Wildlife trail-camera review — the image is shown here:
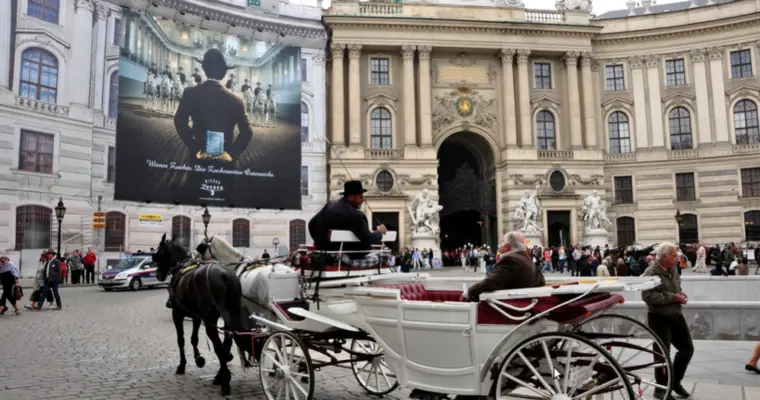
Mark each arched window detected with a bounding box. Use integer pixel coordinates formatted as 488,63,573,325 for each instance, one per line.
27,0,60,24
171,215,192,249
300,101,309,142
677,213,699,244
668,107,693,150
20,48,59,104
232,218,250,248
536,111,556,150
108,72,119,118
616,217,636,247
745,210,760,241
734,99,759,145
104,211,126,251
289,219,306,254
608,112,631,154
15,205,52,250
370,107,392,149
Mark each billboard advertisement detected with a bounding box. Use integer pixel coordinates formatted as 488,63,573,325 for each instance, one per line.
114,8,302,209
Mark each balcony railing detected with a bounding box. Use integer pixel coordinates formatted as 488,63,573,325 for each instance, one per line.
537,150,573,160
15,96,69,117
606,152,635,163
667,148,700,160
365,148,404,160
525,10,565,24
358,2,403,16
734,143,760,154
104,117,117,130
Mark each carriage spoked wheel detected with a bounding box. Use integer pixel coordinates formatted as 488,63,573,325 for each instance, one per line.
573,314,673,400
493,332,635,400
259,332,315,400
349,339,399,396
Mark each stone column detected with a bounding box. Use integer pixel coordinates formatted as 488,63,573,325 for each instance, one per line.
645,55,665,148
0,0,12,90
690,49,712,145
347,43,362,146
516,49,532,147
580,52,597,148
401,45,417,147
312,51,327,142
564,51,583,148
70,0,95,106
629,56,649,149
500,49,517,147
708,47,729,143
93,2,109,112
330,43,345,146
418,45,433,146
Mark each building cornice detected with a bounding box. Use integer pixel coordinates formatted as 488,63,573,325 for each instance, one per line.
593,14,760,45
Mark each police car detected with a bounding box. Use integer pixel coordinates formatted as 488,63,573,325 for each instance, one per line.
99,253,167,291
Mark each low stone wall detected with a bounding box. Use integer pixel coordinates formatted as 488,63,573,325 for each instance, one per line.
615,275,760,302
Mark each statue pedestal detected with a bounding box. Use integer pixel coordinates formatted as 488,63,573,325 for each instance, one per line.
411,231,442,261
522,231,543,249
583,229,609,248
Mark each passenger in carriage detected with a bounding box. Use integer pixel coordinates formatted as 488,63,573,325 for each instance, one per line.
460,231,545,302
308,180,389,267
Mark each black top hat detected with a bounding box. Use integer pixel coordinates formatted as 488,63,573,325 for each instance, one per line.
44,248,57,255
196,48,236,72
340,180,367,196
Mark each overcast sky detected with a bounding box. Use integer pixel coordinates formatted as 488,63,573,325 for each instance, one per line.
289,0,683,16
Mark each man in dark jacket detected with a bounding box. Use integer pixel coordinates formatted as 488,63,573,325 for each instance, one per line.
308,180,388,266
34,249,62,310
462,231,545,302
642,242,693,399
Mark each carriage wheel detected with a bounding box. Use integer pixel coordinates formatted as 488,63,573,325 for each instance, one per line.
259,332,315,400
493,332,635,400
573,314,673,400
349,339,399,396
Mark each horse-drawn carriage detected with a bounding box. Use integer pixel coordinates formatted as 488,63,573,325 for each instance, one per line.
159,230,675,400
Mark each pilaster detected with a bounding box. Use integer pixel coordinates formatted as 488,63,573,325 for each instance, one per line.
645,54,665,148
70,0,95,106
500,49,517,147
629,56,649,149
93,1,109,113
347,43,362,146
708,47,729,143
564,51,583,148
516,49,532,148
690,48,713,145
0,0,12,90
580,52,597,148
418,45,433,147
401,45,417,147
330,43,345,146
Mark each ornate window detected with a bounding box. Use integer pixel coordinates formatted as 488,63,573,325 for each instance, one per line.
27,0,60,24
289,219,306,254
370,58,390,85
605,65,625,91
15,205,52,250
300,58,307,82
370,107,392,149
741,167,760,198
301,102,309,142
675,172,696,202
301,165,309,196
548,170,566,192
114,18,122,46
232,218,250,248
665,59,686,86
533,62,551,89
107,146,116,183
19,130,54,174
746,210,760,241
614,176,634,204
677,213,699,244
734,99,759,145
20,48,59,104
668,107,693,150
608,112,631,154
730,49,752,79
535,111,556,150
108,72,119,118
171,215,192,249
616,217,636,247
376,170,394,193
104,211,126,251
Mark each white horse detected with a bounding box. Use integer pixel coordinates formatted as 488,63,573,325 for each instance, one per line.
242,88,254,115
252,92,266,126
160,75,174,114
172,75,184,113
144,73,159,111
264,97,277,127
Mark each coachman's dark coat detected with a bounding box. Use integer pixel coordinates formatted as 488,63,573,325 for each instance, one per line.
308,198,383,259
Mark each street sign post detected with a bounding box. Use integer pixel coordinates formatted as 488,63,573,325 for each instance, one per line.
247,0,261,7
93,211,105,229
272,237,280,256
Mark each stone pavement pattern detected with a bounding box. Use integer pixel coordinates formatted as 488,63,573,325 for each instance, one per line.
0,269,758,400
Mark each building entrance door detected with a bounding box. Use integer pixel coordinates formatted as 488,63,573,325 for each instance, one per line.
547,211,571,247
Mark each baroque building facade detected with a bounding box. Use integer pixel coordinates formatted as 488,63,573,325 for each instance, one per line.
324,0,760,249
0,0,327,273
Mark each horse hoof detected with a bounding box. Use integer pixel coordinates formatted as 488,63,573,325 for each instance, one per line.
175,365,186,375
212,375,222,386
226,353,234,363
220,383,231,396
195,356,206,368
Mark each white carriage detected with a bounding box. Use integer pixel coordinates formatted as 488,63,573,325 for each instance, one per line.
205,231,674,400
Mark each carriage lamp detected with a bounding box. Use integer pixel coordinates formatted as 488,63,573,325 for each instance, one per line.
55,197,66,256
674,210,683,227
202,207,211,236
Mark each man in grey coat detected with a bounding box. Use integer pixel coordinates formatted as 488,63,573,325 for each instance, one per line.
33,249,62,311
642,242,693,400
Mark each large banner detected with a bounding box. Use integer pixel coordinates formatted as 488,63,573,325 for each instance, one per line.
114,8,302,209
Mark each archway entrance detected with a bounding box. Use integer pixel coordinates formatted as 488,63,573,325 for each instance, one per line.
437,132,497,251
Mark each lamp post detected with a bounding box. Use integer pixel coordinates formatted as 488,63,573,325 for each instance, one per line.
674,210,683,227
55,197,66,256
202,207,211,237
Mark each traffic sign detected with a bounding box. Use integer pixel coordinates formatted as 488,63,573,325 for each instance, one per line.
247,0,261,7
93,211,105,229
272,237,280,246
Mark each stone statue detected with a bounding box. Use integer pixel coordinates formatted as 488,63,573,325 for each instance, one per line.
580,190,611,231
555,0,592,12
409,189,443,235
514,187,542,233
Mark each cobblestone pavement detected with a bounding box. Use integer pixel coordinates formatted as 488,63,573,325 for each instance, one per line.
2,269,759,400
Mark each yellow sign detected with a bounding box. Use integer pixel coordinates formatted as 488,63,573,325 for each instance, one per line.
93,212,105,229
139,213,163,226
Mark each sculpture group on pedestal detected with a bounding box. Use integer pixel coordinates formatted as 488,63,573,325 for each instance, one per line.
408,189,443,235
513,186,543,233
580,190,611,232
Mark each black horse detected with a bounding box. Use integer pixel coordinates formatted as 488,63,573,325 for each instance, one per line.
153,233,252,396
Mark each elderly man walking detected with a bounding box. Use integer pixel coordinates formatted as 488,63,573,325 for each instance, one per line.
642,242,693,400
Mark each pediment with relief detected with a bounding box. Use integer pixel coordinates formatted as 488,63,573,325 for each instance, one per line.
661,92,696,110
531,96,561,114
601,97,633,112
365,93,398,112
431,81,498,133
725,85,760,103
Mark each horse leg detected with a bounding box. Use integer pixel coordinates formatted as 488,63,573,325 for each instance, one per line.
205,322,232,396
190,318,205,368
172,309,188,375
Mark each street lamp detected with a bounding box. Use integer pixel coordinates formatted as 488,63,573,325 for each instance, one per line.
55,197,66,256
674,210,683,227
202,207,211,237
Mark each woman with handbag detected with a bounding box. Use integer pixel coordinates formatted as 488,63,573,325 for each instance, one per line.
0,256,21,315
25,252,54,310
